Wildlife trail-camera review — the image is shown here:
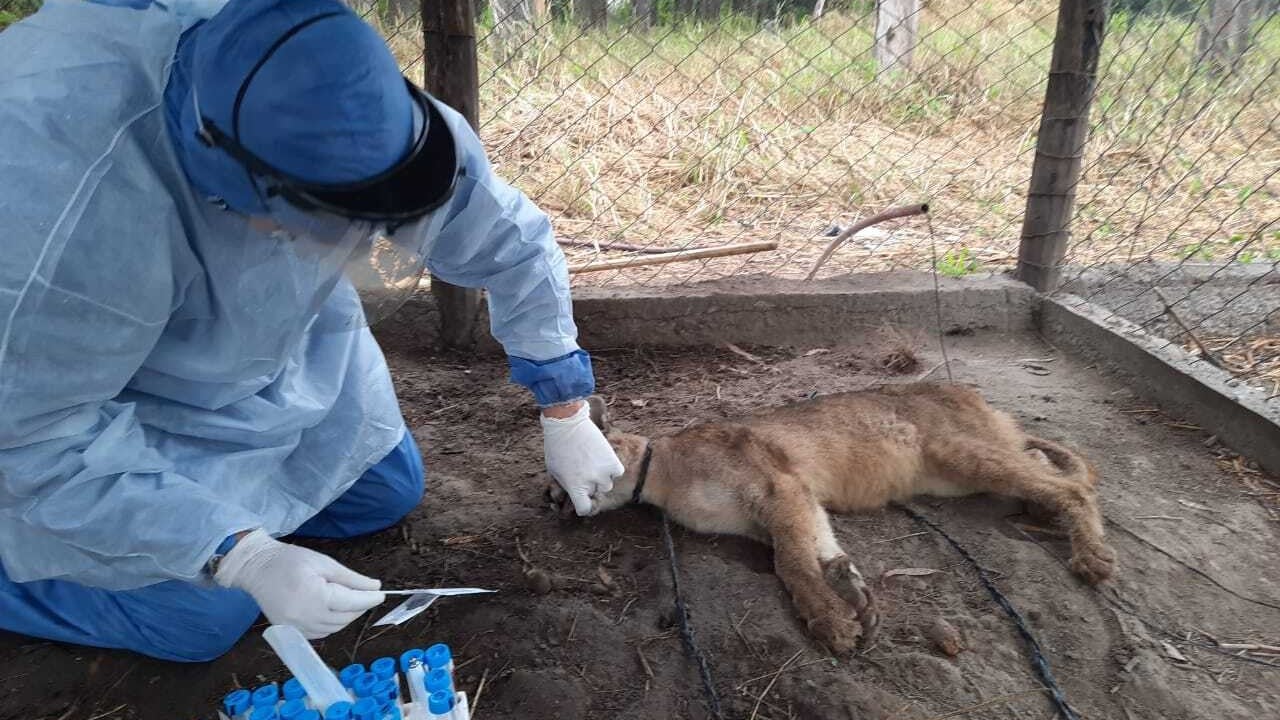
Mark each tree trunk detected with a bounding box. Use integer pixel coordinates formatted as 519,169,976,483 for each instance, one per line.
634,0,657,27
874,0,920,74
814,0,826,20
576,0,608,28
1199,0,1256,75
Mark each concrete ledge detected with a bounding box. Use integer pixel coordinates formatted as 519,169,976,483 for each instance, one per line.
373,272,1037,354
1039,294,1280,475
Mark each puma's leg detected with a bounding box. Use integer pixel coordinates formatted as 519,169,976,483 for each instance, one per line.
752,478,869,654
929,440,1115,584
811,505,879,643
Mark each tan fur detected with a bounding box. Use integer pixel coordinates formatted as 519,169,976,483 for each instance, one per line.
547,384,1116,656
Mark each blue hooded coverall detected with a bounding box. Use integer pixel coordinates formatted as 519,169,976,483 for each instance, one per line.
0,0,593,661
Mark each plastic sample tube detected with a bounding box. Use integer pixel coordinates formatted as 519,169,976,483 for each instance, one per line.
323,701,353,720
399,649,425,674
370,657,397,683
424,644,453,674
424,669,452,697
280,699,308,720
297,712,321,720
224,689,253,720
372,678,398,706
350,697,379,720
250,707,279,720
352,673,378,699
263,625,351,712
283,678,307,704
426,691,453,720
252,684,280,709
405,658,429,720
339,664,366,690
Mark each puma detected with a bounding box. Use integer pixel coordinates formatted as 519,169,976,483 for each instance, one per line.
546,384,1116,654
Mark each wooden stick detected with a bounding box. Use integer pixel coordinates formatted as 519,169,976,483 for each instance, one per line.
471,666,490,719
805,203,930,280
1218,642,1280,654
568,241,778,274
557,238,683,254
1154,288,1225,369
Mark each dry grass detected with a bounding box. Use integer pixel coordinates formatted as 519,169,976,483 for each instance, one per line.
369,2,1279,289
1199,335,1280,398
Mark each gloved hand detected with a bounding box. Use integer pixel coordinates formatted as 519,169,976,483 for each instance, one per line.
541,402,624,516
213,529,385,639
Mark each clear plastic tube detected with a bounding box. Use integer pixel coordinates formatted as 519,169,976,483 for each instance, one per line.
262,626,351,713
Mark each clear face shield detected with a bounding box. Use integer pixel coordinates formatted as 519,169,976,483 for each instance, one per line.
189,11,459,332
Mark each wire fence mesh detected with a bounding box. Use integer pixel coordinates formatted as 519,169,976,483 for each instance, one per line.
1054,0,1280,398
1,0,1276,394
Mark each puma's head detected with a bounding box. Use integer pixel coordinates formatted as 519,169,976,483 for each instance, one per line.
544,395,651,518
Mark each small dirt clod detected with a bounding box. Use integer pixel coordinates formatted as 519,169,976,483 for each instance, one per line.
924,618,966,657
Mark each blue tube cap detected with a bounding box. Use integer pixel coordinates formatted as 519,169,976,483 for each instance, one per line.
425,667,452,694
352,672,378,698
339,663,365,689
370,656,396,680
252,684,280,708
373,678,398,704
382,704,403,720
224,689,252,717
399,648,425,673
425,643,452,670
428,690,454,715
323,701,353,720
351,697,379,720
280,699,307,720
283,677,307,701
250,707,279,720
298,712,321,720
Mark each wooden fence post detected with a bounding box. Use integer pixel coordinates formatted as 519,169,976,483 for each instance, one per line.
1016,0,1107,293
423,0,484,349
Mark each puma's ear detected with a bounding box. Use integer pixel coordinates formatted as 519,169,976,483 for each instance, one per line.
586,395,610,432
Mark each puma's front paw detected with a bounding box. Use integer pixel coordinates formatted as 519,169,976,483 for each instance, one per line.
822,556,880,646
808,612,864,656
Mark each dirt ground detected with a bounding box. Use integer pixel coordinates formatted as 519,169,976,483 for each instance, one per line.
2,329,1279,720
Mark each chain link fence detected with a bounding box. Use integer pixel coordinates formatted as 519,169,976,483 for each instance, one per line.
2,0,1276,393
1055,0,1280,398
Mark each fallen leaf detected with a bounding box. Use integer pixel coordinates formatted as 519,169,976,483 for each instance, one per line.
596,565,617,589
804,348,831,357
1162,641,1189,663
884,568,941,578
1021,363,1052,376
629,399,648,408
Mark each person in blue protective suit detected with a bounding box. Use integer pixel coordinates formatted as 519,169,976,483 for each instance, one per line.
0,0,623,662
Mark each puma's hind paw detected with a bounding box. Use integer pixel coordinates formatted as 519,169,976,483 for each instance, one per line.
1069,543,1116,585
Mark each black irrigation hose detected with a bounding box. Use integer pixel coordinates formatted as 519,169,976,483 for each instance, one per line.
896,503,1080,720
660,510,726,720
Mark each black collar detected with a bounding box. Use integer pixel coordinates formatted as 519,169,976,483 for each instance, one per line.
631,442,654,505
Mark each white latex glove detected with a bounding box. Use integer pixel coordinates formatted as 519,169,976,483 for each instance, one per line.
541,402,625,516
213,529,385,639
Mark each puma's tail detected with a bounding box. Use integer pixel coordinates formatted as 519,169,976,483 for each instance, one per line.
1024,436,1099,487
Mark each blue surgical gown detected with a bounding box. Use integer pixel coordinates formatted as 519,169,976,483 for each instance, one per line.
0,0,591,591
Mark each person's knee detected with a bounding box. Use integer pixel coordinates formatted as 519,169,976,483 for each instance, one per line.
127,586,261,663
375,433,425,524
